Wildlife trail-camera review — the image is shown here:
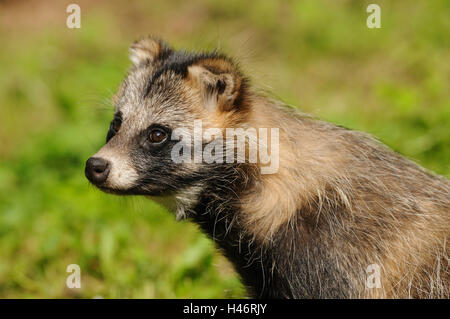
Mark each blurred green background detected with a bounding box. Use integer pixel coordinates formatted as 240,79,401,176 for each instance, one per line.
0,0,448,298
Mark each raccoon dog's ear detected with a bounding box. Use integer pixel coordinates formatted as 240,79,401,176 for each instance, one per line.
129,36,172,66
187,57,245,112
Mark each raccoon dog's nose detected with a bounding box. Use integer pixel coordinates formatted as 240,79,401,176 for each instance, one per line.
85,157,111,185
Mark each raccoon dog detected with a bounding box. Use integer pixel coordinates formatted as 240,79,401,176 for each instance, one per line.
85,37,449,298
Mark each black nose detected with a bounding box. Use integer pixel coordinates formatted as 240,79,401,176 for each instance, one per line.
85,157,111,185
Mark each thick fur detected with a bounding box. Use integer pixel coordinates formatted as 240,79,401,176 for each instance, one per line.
87,37,449,298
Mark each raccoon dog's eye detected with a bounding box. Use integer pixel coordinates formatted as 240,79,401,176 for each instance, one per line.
149,128,168,144
106,116,122,143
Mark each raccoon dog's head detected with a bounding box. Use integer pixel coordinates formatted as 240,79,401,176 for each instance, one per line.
85,37,249,197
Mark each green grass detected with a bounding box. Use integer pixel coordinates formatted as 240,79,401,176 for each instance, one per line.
0,0,448,298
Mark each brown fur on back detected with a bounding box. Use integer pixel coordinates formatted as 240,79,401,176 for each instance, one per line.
226,94,450,298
